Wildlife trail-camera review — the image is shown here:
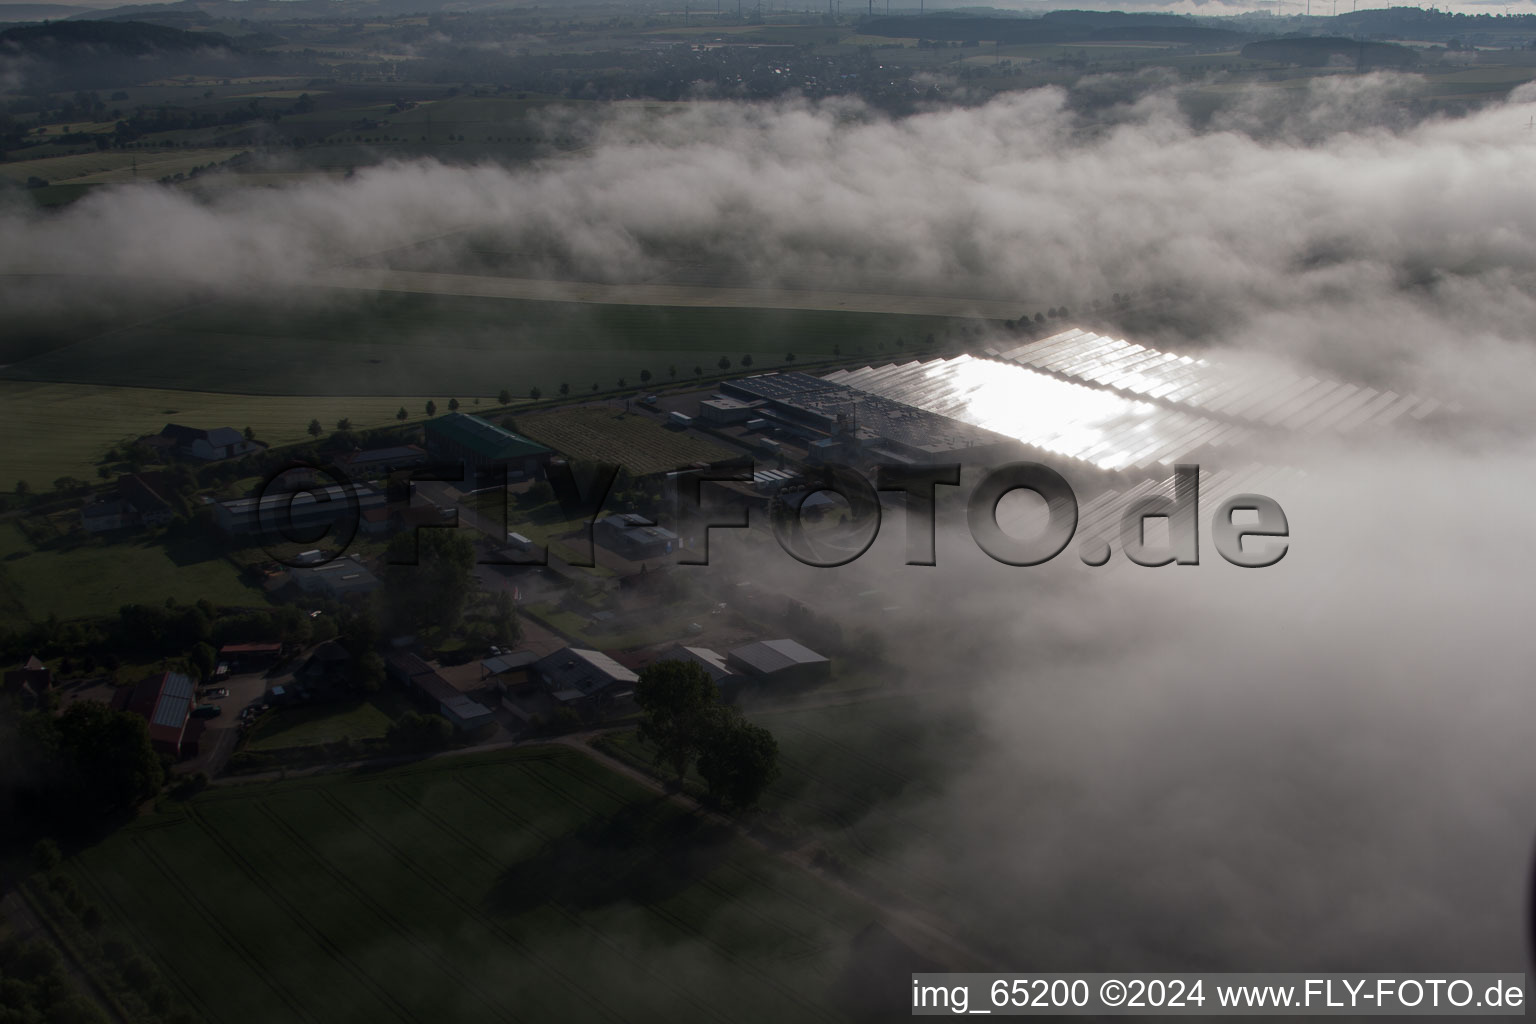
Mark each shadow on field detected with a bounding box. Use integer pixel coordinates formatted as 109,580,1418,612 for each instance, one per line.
484,802,735,914
162,535,226,567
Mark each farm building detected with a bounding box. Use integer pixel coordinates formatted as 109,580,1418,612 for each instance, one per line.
482,650,539,681
726,639,831,686
80,497,135,533
81,472,177,534
336,444,429,478
120,671,198,758
593,512,679,561
218,642,282,670
155,423,265,462
661,645,737,687
423,413,553,481
288,554,380,599
215,484,386,536
698,395,762,425
534,647,638,707
385,652,494,732
4,655,51,696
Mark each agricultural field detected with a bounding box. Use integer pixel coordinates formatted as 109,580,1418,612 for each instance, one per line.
59,747,907,1024
604,691,982,931
518,404,739,476
0,147,250,187
0,520,259,628
0,289,955,399
0,380,467,489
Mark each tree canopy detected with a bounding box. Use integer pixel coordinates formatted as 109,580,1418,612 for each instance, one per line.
634,660,720,779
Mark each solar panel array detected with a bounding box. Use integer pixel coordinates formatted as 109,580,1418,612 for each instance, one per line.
151,671,195,730
823,355,1250,472
991,329,1441,433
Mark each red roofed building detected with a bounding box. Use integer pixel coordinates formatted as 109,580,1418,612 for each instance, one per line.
123,671,198,758
218,642,283,670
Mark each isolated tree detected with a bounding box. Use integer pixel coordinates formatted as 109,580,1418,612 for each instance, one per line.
559,382,570,396
693,365,703,377
530,386,542,400
717,356,731,371
591,383,599,391
696,712,780,810
617,378,627,389
498,388,511,405
336,417,352,432
425,400,437,417
741,354,753,368
243,425,256,441
1057,306,1069,318
307,418,323,438
1034,312,1046,323
448,398,460,412
635,660,721,779
785,352,796,362
668,364,677,378
639,369,652,384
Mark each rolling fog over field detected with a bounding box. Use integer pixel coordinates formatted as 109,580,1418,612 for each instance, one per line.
5,72,1536,410
8,69,1536,975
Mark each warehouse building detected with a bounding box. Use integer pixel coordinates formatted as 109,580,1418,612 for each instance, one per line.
534,647,638,708
593,512,680,561
385,652,494,732
721,372,1018,466
288,554,381,599
215,484,386,537
423,413,554,482
726,639,831,686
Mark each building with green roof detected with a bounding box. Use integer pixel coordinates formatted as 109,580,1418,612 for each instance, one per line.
423,412,554,481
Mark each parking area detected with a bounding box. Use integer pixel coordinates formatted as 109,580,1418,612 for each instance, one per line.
177,669,287,776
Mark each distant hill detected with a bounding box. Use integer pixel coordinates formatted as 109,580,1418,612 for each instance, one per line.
1241,36,1419,69
0,4,95,22
0,17,237,54
0,18,280,88
860,12,1249,46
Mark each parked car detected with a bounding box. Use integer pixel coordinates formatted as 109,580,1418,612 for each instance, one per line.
192,703,222,718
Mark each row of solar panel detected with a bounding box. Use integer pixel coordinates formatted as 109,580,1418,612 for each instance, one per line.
992,329,1440,433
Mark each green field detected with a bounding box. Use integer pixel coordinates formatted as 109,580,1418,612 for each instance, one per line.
0,381,477,490
519,404,739,476
0,521,259,627
0,290,957,398
245,695,406,752
62,747,891,1024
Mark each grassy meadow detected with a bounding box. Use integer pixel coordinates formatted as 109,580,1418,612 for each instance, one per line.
60,747,893,1024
